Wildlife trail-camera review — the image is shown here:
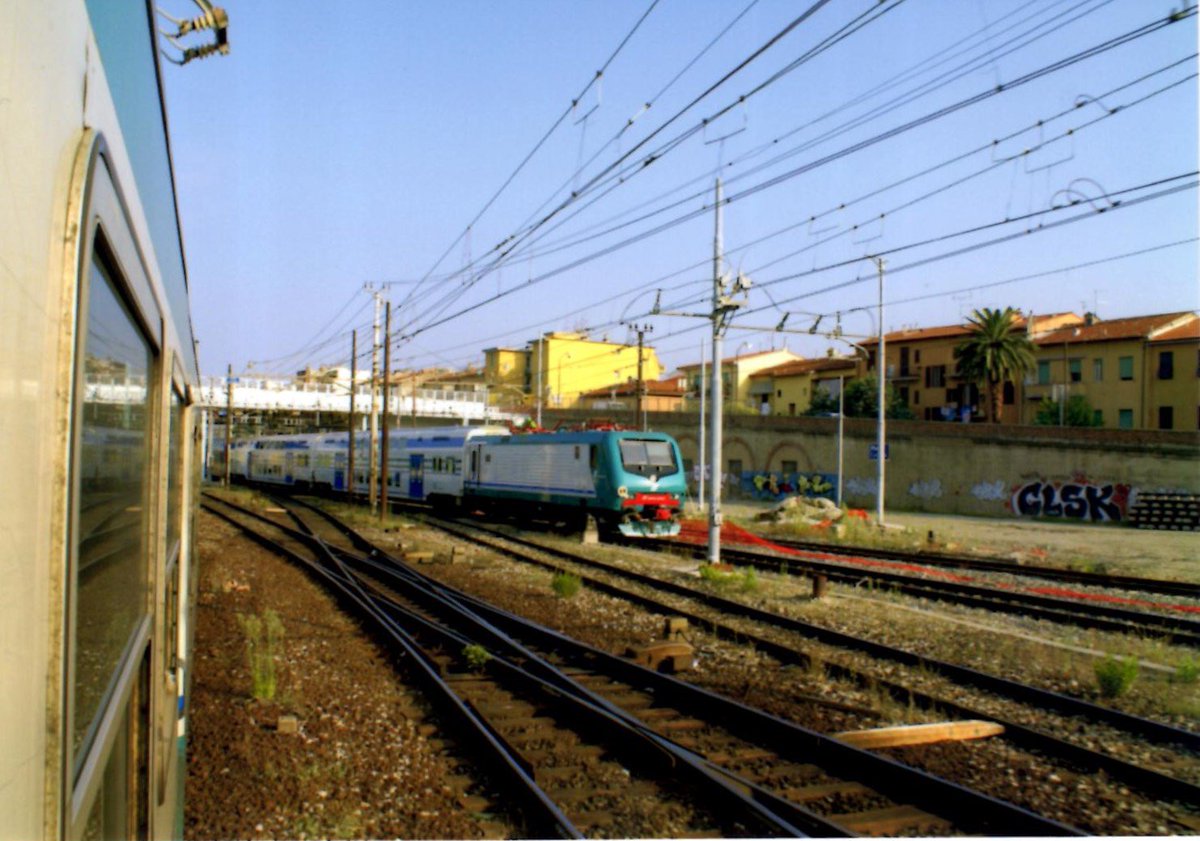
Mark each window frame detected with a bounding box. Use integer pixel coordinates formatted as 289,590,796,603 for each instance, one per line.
62,133,166,838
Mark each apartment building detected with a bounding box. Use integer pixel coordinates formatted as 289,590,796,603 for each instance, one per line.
748,356,860,416
858,313,1082,423
483,331,662,410
677,348,802,412
1028,311,1199,429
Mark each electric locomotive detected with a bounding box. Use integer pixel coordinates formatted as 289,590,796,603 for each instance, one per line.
463,429,685,536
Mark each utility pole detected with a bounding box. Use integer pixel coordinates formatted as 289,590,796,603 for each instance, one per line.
708,178,746,565
872,256,886,528
368,287,382,513
698,339,706,511
380,302,391,522
348,331,356,498
837,375,845,507
632,323,652,431
223,362,233,487
535,337,544,429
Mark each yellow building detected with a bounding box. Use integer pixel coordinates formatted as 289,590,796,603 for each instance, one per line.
749,356,859,416
677,348,802,413
1029,311,1199,429
859,312,1082,423
1148,319,1200,431
484,332,662,410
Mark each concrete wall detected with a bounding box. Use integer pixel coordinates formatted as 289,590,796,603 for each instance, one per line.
544,409,1200,523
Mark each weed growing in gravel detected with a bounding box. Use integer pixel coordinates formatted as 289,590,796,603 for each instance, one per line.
1094,654,1139,698
1171,657,1199,685
739,567,760,593
551,571,582,599
463,644,491,671
237,609,284,701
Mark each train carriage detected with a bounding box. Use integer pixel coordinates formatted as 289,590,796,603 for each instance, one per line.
1,2,208,838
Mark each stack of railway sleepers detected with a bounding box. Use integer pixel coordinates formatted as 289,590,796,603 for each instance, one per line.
1126,492,1200,531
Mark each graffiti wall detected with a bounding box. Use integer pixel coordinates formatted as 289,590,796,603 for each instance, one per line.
1009,479,1131,522
741,471,838,502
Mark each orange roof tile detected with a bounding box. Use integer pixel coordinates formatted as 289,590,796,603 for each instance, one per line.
1150,319,1200,343
857,312,1084,347
751,357,859,378
1036,312,1197,345
677,349,800,369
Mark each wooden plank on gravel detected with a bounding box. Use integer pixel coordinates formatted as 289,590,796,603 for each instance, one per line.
835,720,1004,749
783,781,869,802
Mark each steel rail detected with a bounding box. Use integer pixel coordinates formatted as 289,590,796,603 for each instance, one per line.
427,517,1200,757
695,543,1200,647
204,494,814,837
761,535,1200,599
279,496,1081,837
200,497,582,839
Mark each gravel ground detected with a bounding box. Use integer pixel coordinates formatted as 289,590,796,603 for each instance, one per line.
186,513,515,840
188,490,1198,837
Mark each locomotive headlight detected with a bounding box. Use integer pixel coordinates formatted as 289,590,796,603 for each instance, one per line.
617,486,629,499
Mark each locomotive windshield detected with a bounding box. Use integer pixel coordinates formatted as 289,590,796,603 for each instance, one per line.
618,438,678,476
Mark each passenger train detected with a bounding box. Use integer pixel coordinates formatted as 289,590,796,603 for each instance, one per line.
1,2,211,838
232,426,688,537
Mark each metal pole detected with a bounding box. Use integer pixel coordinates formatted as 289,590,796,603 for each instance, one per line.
874,257,886,527
708,179,724,564
698,338,706,511
223,362,233,487
536,337,543,428
837,375,845,507
368,289,381,513
634,324,652,431
380,303,391,522
348,331,356,499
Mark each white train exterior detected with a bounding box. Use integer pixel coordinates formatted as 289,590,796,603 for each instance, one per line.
1,2,203,838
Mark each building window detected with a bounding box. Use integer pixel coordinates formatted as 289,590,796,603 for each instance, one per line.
777,389,782,398
1093,409,1103,426
925,365,945,387
1093,358,1103,382
788,403,796,416
781,460,798,474
1069,359,1082,383
1119,356,1133,380
914,349,921,363
1037,360,1051,385
1003,382,1015,405
914,390,920,405
898,386,909,405
1158,351,1174,380
1159,406,1174,430
1118,409,1133,429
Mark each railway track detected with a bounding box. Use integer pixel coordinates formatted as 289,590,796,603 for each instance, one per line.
758,534,1200,599
383,512,1200,810
201,491,1082,837
632,535,1200,648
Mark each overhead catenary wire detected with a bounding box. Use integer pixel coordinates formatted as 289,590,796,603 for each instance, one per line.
391,8,1195,348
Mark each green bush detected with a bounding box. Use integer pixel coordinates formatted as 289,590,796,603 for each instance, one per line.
551,571,582,599
1094,655,1138,698
462,644,491,671
237,609,284,701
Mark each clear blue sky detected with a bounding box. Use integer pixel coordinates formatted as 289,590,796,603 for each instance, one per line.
162,0,1199,379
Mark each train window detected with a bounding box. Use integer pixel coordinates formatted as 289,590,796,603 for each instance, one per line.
166,389,182,554
618,439,678,476
73,254,153,770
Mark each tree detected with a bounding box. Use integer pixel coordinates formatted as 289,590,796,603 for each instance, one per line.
1034,395,1102,427
803,384,839,416
836,375,913,419
953,307,1035,424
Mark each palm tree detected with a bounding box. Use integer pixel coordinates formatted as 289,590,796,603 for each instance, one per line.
953,307,1035,424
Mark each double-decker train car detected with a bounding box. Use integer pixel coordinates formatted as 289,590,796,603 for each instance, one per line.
229,425,687,536
1,2,207,838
